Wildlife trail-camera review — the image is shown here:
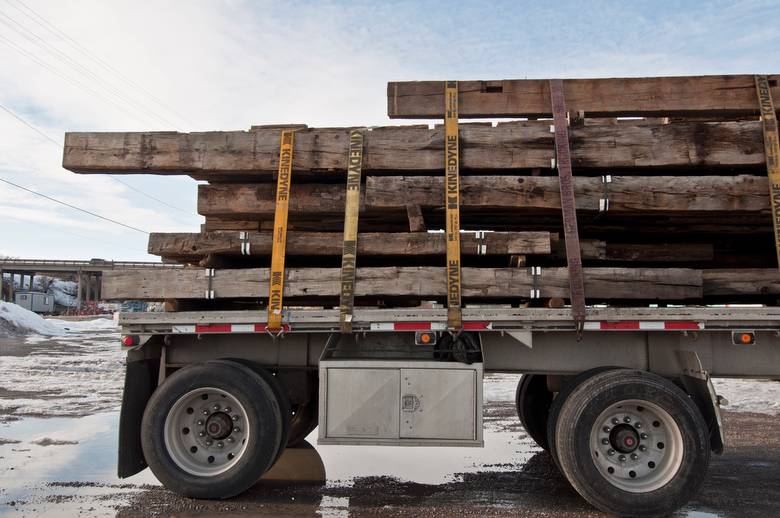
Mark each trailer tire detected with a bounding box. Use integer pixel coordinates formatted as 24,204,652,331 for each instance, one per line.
554,369,710,518
515,375,552,451
547,366,619,468
141,361,283,499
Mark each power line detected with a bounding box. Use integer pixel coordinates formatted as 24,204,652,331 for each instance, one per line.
0,9,181,130
0,101,60,146
0,100,199,218
107,175,197,217
8,0,194,127
0,32,161,127
0,177,149,234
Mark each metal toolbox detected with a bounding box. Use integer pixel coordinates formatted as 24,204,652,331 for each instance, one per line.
318,359,483,446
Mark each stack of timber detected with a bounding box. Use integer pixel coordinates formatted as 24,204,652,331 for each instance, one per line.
62,74,780,307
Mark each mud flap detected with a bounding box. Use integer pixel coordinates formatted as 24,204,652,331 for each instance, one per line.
677,351,725,454
118,357,159,478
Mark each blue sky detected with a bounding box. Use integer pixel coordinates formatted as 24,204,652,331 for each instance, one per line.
1,0,779,260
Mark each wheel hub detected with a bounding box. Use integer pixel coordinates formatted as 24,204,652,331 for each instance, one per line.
590,399,684,493
610,424,639,453
163,387,250,477
206,412,233,440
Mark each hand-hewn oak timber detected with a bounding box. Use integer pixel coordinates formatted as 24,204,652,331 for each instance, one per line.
387,75,780,119
101,267,702,301
147,231,552,260
198,175,770,220
62,120,766,179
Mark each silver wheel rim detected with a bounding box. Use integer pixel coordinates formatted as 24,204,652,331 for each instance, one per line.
590,399,683,493
164,387,250,477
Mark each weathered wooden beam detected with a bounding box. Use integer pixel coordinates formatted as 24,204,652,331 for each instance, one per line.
62,120,766,179
148,231,552,260
102,267,702,301
198,175,770,219
405,205,426,232
387,75,780,119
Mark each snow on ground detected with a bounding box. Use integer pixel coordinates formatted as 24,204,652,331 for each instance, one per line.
0,301,64,335
44,278,78,307
46,316,119,332
713,378,780,415
483,373,780,415
0,302,118,336
0,324,124,418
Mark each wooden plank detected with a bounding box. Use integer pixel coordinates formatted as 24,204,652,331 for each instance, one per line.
101,266,702,301
198,175,770,220
702,269,780,296
367,175,769,213
406,204,426,232
148,231,553,260
62,120,766,179
387,75,780,119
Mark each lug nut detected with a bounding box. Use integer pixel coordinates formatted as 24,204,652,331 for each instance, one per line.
217,442,224,448
623,416,631,423
611,418,620,425
639,445,647,452
205,440,213,446
202,409,209,415
640,433,648,440
601,438,610,445
224,407,232,413
635,422,642,429
227,437,234,443
618,455,626,462
232,415,240,422
233,427,240,433
213,404,220,411
603,426,611,433
607,449,615,456
198,431,205,437
631,453,639,460
197,420,204,426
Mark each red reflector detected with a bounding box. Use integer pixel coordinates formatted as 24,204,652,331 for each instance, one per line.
462,322,489,330
195,324,231,333
664,321,700,330
121,335,137,347
601,321,640,330
394,322,431,331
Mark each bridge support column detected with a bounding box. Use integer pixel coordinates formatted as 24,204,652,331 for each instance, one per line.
76,271,83,309
0,268,4,302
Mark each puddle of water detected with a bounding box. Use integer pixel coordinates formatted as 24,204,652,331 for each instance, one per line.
0,408,538,511
0,412,158,506
315,428,536,485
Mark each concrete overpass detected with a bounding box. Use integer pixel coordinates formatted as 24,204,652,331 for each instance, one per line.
0,258,182,306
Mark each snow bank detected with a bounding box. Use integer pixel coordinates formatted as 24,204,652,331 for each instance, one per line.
0,303,117,336
46,316,119,332
46,279,78,307
0,302,64,336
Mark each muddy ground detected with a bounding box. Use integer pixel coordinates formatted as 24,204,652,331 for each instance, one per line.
1,324,779,517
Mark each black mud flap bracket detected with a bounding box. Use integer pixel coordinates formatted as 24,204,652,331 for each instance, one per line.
676,350,725,454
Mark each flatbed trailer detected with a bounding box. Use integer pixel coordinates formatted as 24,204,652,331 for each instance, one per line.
117,305,780,517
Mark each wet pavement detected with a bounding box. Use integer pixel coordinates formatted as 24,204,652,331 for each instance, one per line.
1,324,779,517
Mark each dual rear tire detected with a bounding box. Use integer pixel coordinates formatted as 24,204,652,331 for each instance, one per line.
141,360,290,499
516,368,710,518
